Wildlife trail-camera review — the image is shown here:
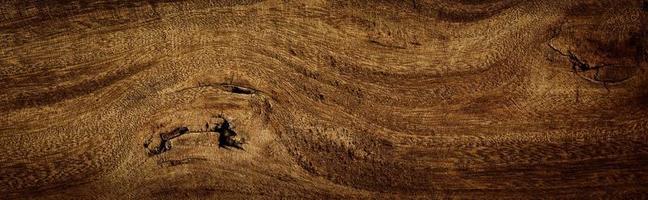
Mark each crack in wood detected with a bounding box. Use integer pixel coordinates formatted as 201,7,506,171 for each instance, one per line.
144,127,189,155
220,84,257,95
547,26,639,87
213,115,245,150
144,116,245,156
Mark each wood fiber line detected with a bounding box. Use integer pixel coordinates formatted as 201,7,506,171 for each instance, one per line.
1,0,647,199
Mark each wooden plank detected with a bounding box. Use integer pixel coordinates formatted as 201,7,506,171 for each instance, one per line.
1,0,647,199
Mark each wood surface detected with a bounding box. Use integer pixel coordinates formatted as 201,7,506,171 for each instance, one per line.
1,0,648,199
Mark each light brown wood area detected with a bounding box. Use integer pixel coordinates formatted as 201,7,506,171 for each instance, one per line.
1,0,648,199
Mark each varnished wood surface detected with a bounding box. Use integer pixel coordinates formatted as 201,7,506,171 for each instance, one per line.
1,0,647,199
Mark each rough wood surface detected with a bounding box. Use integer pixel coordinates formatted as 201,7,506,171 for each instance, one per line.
1,0,647,199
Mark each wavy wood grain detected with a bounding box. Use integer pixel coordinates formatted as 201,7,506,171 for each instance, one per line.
1,0,647,199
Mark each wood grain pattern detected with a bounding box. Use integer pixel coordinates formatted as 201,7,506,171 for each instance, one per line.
1,0,647,199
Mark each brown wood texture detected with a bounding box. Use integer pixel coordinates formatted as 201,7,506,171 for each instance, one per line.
1,0,648,199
